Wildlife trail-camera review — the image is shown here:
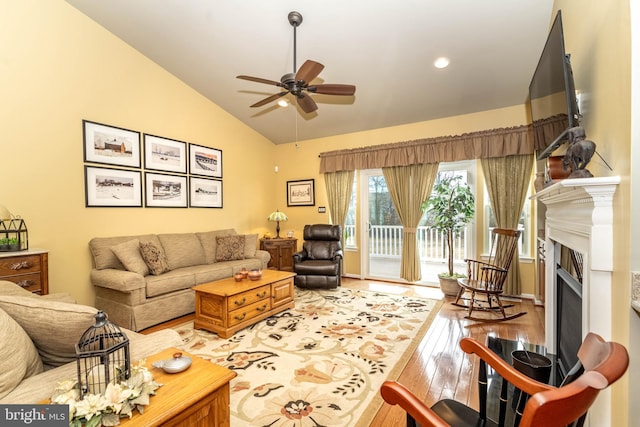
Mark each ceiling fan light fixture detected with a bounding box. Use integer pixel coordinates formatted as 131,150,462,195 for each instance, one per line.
434,57,450,69
277,99,289,107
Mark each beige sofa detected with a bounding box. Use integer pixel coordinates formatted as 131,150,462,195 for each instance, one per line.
0,280,182,404
89,229,270,331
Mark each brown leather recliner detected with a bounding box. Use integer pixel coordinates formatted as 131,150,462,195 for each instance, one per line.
292,224,343,289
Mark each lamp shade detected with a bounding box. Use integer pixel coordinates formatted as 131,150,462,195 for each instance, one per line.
267,210,288,238
267,210,288,222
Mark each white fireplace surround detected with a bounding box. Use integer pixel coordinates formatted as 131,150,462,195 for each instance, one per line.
532,175,620,426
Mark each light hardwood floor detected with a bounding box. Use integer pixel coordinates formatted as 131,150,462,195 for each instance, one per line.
143,277,545,426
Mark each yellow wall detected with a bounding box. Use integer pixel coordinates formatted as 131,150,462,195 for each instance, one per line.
551,1,631,425
1,1,276,305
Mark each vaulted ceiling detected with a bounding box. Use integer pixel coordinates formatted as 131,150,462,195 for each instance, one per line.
66,0,554,144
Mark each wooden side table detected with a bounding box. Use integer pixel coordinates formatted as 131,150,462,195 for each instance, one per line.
0,248,48,295
119,348,236,426
260,238,297,271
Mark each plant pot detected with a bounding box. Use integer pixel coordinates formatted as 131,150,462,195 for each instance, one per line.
438,276,462,297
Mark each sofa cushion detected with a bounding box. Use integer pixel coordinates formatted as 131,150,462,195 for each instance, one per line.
215,235,246,262
0,308,43,400
90,235,163,270
111,239,149,276
0,296,99,367
139,241,170,275
158,233,207,270
244,233,258,258
197,229,237,264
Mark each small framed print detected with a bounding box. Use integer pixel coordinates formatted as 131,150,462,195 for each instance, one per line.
189,144,222,178
287,179,315,206
85,166,142,207
83,120,141,168
144,172,188,208
189,177,223,208
143,134,187,173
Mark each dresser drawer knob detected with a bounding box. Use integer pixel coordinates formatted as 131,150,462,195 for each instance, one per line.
256,304,268,312
234,297,246,306
10,261,31,270
234,312,247,321
16,280,34,288
256,291,267,298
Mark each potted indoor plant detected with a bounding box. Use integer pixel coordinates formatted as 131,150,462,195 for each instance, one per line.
422,175,475,296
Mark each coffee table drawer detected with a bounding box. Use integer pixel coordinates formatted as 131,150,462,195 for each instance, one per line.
228,299,271,327
230,285,270,309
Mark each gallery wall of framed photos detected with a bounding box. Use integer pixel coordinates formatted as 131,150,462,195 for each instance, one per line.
82,120,223,208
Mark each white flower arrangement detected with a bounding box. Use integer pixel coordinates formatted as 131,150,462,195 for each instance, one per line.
51,359,162,427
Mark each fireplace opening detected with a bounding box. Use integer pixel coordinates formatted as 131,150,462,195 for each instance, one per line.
555,247,583,377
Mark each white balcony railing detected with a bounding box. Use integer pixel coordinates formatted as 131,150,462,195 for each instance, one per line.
344,224,525,263
344,225,467,263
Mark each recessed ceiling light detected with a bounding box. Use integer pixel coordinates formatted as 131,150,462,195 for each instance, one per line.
434,57,450,69
277,99,289,107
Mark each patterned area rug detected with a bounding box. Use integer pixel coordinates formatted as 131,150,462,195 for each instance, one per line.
173,287,442,427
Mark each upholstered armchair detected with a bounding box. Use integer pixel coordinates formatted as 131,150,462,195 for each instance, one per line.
292,224,343,289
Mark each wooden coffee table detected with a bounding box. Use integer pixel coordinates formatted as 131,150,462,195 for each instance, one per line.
193,270,295,338
105,348,235,426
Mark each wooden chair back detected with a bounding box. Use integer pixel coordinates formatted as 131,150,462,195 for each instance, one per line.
466,228,521,292
380,332,629,427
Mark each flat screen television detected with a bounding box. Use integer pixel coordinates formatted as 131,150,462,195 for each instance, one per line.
529,10,580,160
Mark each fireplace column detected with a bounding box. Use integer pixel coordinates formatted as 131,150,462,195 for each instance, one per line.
531,176,619,427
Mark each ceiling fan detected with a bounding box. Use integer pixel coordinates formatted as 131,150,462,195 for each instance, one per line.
236,11,356,114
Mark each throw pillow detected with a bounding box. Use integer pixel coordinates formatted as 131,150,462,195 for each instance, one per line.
197,229,237,264
215,235,246,262
110,239,149,276
139,242,170,276
0,296,99,367
0,308,43,399
243,233,259,258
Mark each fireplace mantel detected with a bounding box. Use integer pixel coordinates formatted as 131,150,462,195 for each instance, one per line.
531,175,620,426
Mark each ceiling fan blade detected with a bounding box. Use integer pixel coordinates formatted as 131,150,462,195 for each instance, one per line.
308,84,356,96
250,92,288,108
237,75,283,87
297,94,318,113
296,60,324,84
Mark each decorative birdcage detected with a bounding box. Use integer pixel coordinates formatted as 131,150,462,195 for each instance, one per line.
76,311,130,398
0,218,28,251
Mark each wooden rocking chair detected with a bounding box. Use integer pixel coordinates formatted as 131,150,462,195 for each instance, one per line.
453,228,525,322
380,332,629,427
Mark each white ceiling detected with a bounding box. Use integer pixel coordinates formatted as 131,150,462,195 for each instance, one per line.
65,0,554,145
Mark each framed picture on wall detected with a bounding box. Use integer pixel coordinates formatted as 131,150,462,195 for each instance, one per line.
143,134,187,173
189,177,223,208
83,120,141,168
287,179,315,206
84,166,142,207
144,172,188,208
189,144,222,178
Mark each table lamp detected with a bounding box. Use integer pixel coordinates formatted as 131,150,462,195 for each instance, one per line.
267,209,288,239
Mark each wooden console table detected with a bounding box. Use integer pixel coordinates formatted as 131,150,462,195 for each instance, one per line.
0,248,48,295
193,270,295,338
119,348,236,426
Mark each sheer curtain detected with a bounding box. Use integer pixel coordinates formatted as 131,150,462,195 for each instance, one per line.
382,163,439,282
324,171,355,249
481,154,534,295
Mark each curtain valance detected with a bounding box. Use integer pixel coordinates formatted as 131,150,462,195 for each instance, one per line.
319,123,535,173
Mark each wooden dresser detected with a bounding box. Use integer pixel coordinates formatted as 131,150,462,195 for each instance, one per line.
0,249,48,295
259,238,297,271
